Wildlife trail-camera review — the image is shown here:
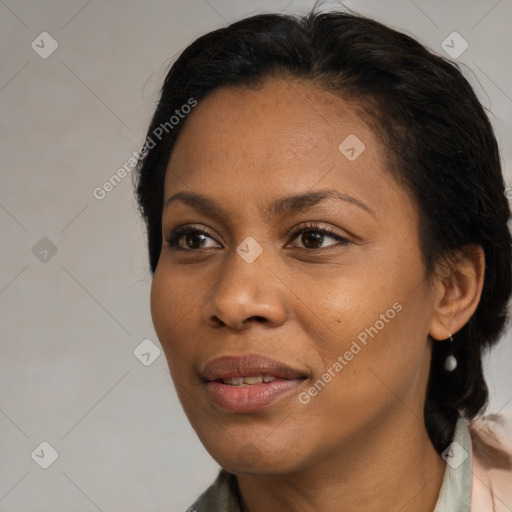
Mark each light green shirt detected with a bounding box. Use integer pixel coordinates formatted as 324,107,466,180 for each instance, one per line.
189,417,472,512
433,416,472,512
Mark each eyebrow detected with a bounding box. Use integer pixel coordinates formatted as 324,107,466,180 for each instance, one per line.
163,189,375,221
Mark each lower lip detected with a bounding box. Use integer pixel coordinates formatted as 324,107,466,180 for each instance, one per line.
206,379,305,412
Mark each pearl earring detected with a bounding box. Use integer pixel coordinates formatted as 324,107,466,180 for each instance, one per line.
444,333,457,372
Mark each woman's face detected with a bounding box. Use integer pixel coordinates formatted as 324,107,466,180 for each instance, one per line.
150,79,439,474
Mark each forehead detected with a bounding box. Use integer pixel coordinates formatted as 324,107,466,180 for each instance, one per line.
164,79,413,222
169,79,369,167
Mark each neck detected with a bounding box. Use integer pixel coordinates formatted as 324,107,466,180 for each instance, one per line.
236,411,447,512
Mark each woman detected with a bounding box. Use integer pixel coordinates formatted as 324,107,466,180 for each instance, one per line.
134,8,512,511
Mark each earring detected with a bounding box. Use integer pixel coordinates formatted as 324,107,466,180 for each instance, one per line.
444,333,457,372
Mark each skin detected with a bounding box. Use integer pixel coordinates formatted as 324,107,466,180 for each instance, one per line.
150,78,485,512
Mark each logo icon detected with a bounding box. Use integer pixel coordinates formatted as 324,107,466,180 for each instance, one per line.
338,134,366,161
441,441,469,469
441,32,468,59
236,236,263,263
32,237,58,263
31,441,59,469
31,32,59,59
133,338,161,366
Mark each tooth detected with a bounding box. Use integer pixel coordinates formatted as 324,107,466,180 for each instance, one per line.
243,376,263,385
223,377,244,385
221,375,280,386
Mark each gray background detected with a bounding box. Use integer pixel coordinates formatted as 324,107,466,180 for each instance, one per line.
1,0,511,510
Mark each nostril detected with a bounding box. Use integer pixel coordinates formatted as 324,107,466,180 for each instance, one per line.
211,316,226,327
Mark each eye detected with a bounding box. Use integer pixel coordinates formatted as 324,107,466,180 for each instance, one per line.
286,221,350,250
165,225,221,250
165,221,350,252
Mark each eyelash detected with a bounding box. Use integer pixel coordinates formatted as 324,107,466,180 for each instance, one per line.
165,221,350,251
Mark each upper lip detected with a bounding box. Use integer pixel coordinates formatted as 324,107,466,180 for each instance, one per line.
201,354,308,382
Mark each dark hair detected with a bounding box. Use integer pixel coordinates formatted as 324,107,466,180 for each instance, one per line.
134,9,512,453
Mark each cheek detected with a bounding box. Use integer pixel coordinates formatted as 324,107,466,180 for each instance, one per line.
310,288,431,419
150,267,197,363
288,263,402,353
291,249,431,387
150,268,172,343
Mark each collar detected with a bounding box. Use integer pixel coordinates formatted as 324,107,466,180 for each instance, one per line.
432,415,472,511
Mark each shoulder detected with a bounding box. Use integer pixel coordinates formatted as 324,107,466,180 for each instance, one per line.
466,414,512,511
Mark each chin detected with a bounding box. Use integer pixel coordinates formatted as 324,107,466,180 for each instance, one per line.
205,436,304,475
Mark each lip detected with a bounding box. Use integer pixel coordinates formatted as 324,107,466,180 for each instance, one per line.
201,354,308,412
201,354,308,381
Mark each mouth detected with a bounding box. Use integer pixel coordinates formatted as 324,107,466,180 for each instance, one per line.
201,354,309,412
218,375,282,386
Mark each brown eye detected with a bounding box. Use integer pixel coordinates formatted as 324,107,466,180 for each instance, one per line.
166,226,221,250
301,230,325,249
182,232,209,249
287,223,350,250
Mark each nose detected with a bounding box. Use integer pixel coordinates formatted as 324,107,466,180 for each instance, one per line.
202,249,288,330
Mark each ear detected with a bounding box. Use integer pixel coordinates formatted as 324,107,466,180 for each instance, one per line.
428,245,485,340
